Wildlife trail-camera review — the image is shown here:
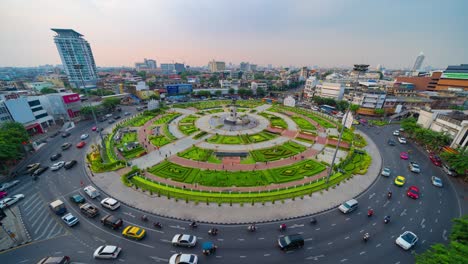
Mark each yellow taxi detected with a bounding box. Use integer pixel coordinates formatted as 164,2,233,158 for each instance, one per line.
394,176,406,186
122,226,146,240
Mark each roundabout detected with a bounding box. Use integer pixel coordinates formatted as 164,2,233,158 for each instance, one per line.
0,102,462,264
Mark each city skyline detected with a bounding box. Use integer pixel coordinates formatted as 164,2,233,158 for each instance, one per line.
1,0,467,69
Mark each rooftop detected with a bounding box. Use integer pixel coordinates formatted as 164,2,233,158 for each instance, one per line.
51,28,83,37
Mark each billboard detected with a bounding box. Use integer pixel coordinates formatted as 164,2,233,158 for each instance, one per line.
165,84,193,96
441,73,468,80
62,93,80,104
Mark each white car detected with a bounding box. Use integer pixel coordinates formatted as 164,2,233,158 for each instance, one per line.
381,167,391,177
62,213,79,227
398,137,407,144
93,245,122,259
338,199,358,214
172,234,197,247
431,176,443,187
0,194,24,209
393,130,400,136
80,134,89,140
396,231,418,250
124,112,131,116
169,254,198,264
0,180,20,191
50,161,65,171
84,185,100,199
101,197,120,210
409,162,421,173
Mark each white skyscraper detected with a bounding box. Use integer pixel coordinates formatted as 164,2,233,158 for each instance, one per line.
411,52,425,71
52,28,98,89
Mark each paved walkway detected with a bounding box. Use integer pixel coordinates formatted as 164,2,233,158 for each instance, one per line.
90,129,381,223
265,111,298,131
167,114,187,139
195,113,270,136
0,207,30,252
172,108,196,115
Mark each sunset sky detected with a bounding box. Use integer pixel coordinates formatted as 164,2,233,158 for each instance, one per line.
1,0,467,68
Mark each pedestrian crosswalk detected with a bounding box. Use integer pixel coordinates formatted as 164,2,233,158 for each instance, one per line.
12,181,68,241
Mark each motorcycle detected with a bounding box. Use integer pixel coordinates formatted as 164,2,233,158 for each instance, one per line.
367,209,374,217
153,222,162,229
279,224,287,231
247,225,257,232
384,216,390,224
363,233,370,242
208,228,218,236
190,221,198,228
387,192,392,199
310,217,317,224
141,215,148,222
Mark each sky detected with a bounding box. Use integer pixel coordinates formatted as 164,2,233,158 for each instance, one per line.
1,0,467,69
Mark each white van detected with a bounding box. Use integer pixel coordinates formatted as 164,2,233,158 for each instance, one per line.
83,186,100,199
105,114,113,118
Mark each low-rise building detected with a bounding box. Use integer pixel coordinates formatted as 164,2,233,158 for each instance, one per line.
304,77,318,98
38,93,82,121
251,82,267,94
314,82,345,100
418,109,468,148
25,81,55,92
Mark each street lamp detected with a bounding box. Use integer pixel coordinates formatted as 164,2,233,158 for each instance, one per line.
73,64,105,151
325,64,368,185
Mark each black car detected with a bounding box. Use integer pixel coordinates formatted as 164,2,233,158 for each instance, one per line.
50,153,62,161
64,160,77,170
61,132,71,138
101,214,123,229
113,115,121,120
388,139,396,146
33,167,48,176
50,131,60,138
108,119,115,124
278,234,304,251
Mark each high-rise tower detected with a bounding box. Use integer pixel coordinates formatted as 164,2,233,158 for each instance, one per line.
51,28,98,89
411,52,425,71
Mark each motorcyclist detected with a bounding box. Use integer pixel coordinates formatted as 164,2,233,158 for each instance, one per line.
248,224,256,231
209,228,218,235
141,215,148,221
310,217,317,224
387,191,392,199
280,223,287,230
384,215,391,223
190,221,197,228
153,222,162,228
363,232,370,241
367,209,374,217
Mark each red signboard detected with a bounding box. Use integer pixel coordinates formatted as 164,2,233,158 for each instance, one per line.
62,93,80,104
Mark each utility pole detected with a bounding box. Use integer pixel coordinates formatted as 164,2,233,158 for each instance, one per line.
325,64,369,185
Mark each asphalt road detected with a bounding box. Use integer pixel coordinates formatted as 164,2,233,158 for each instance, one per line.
0,110,462,264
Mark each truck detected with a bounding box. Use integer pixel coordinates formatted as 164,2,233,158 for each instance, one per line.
49,199,66,215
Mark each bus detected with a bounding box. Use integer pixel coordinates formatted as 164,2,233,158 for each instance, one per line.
319,104,336,114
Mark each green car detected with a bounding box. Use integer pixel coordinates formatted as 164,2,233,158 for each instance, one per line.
70,194,85,204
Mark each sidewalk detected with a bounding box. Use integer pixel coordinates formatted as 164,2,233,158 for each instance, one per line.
89,129,381,223
0,207,31,252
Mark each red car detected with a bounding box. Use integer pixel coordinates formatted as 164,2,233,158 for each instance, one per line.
429,153,442,166
76,141,86,148
92,126,97,131
0,191,7,199
400,152,409,160
407,186,420,199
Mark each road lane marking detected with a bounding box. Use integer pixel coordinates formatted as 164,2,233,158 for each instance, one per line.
149,256,169,262
344,236,350,240
368,193,376,199
305,238,313,241
315,228,320,231
328,242,333,245
169,225,186,230
341,259,348,262
400,209,407,216
122,211,136,218
240,256,247,258
238,238,245,241
360,251,366,255
289,224,304,229
306,254,325,260
345,218,350,221
383,201,389,207
401,226,406,230
443,230,448,240
421,218,426,229
264,254,270,257
258,237,264,240
435,218,438,223
376,243,381,247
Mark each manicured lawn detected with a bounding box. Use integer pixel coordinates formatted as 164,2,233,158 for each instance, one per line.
179,115,198,124
128,170,344,203
122,113,157,127
259,112,287,129
339,150,372,176
177,146,221,163
207,131,278,144
173,100,263,110
179,124,199,135
250,141,306,162
148,159,326,187
154,112,181,125
150,135,171,147
291,116,316,132
116,132,146,159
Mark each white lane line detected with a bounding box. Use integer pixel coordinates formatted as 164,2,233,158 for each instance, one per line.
345,218,350,221
360,230,364,233
410,218,413,221
77,251,85,254
217,238,224,241
149,256,169,262
401,226,406,230
443,230,448,241
290,224,304,229
169,225,186,230
93,235,106,243
307,247,314,250
238,238,245,241
395,262,400,264
264,254,270,257
341,259,348,262
383,201,389,207
28,204,46,220
118,259,125,262
437,210,441,214
421,218,426,229
160,239,171,243
372,223,376,226
359,251,366,255
376,243,381,247
46,223,60,239
122,211,136,218
54,251,62,255
258,237,264,240
415,209,419,213
22,193,40,209
422,240,426,244
19,259,30,263
315,228,320,231
392,208,395,212
305,238,313,241
240,256,247,258
35,218,54,237
25,201,43,217
430,229,433,233
215,256,223,258
435,218,438,223
400,209,407,217
331,223,336,226
305,254,325,260
369,193,376,199
344,236,350,240
328,242,333,245
31,210,48,229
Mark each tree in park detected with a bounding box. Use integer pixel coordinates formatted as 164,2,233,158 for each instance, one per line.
0,122,29,162
256,87,266,97
416,216,468,264
215,90,222,97
228,88,235,95
441,147,468,176
350,104,360,113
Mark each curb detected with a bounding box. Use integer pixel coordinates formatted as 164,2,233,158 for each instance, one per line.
0,208,32,253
